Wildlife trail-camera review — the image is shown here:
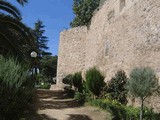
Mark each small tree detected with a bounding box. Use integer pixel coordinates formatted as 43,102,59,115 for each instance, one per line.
85,67,105,97
72,72,83,92
126,67,159,120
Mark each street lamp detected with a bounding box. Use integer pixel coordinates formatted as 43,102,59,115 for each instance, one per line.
30,51,37,85
30,51,37,58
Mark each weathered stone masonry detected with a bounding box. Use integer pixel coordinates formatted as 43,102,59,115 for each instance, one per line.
57,27,87,84
57,0,160,111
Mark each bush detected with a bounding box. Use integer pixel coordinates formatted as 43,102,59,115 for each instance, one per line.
106,70,128,104
72,72,83,92
64,87,75,98
62,74,73,87
0,56,34,120
74,92,86,104
39,83,51,89
89,99,160,120
85,67,105,97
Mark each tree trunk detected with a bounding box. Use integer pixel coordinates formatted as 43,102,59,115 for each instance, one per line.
140,98,144,120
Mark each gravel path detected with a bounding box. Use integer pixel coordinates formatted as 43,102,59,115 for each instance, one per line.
26,89,111,120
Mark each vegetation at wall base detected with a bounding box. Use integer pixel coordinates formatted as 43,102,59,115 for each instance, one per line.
127,67,160,120
70,68,160,120
89,99,160,120
105,70,128,104
72,72,83,92
62,74,74,87
74,92,86,104
85,67,105,97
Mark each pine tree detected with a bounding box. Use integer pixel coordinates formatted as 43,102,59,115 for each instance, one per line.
34,20,51,57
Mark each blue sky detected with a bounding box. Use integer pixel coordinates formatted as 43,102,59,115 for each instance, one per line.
10,0,75,55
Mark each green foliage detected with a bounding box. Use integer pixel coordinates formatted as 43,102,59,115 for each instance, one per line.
0,1,35,62
62,74,73,87
85,67,105,96
127,67,159,120
127,67,159,98
0,56,34,120
74,92,86,104
62,74,75,98
34,20,51,57
40,55,58,82
106,70,128,104
70,0,100,27
39,83,51,89
89,99,160,120
72,72,83,92
64,87,75,98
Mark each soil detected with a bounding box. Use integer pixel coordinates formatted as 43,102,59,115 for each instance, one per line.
24,89,112,120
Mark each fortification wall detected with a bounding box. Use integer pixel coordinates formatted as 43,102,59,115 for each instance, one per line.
56,26,87,84
57,0,160,111
85,0,160,80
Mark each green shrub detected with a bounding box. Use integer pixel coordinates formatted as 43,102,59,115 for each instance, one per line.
106,70,128,104
64,87,75,98
39,83,51,89
62,74,73,87
0,56,34,120
85,67,105,97
74,92,86,104
89,99,160,120
72,72,83,92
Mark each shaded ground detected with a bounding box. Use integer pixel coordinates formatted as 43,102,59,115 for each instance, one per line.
25,89,111,120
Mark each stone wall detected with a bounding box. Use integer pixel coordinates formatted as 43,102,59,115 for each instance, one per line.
85,0,160,81
56,26,87,84
57,0,160,111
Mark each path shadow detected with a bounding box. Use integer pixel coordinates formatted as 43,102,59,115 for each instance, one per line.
24,89,83,119
35,90,82,110
37,99,81,110
36,90,68,99
24,110,57,120
67,114,92,120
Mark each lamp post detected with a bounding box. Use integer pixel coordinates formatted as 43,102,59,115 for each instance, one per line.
30,51,37,85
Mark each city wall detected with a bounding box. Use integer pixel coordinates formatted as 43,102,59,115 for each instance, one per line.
57,0,160,111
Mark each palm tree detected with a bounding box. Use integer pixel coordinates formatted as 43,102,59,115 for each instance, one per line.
0,14,35,57
0,0,28,6
0,0,35,61
0,0,21,20
16,0,28,6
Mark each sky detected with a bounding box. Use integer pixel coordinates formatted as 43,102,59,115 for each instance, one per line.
10,0,75,56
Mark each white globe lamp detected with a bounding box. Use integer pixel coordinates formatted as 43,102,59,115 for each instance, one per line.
30,51,37,58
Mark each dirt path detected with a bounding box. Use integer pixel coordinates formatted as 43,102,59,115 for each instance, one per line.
26,89,111,120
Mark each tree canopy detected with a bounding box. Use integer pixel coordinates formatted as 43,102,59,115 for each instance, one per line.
127,67,159,120
0,0,35,61
34,20,51,57
40,55,58,82
70,0,101,27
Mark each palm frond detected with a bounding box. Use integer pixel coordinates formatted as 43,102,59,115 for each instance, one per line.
0,1,21,20
17,0,28,6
